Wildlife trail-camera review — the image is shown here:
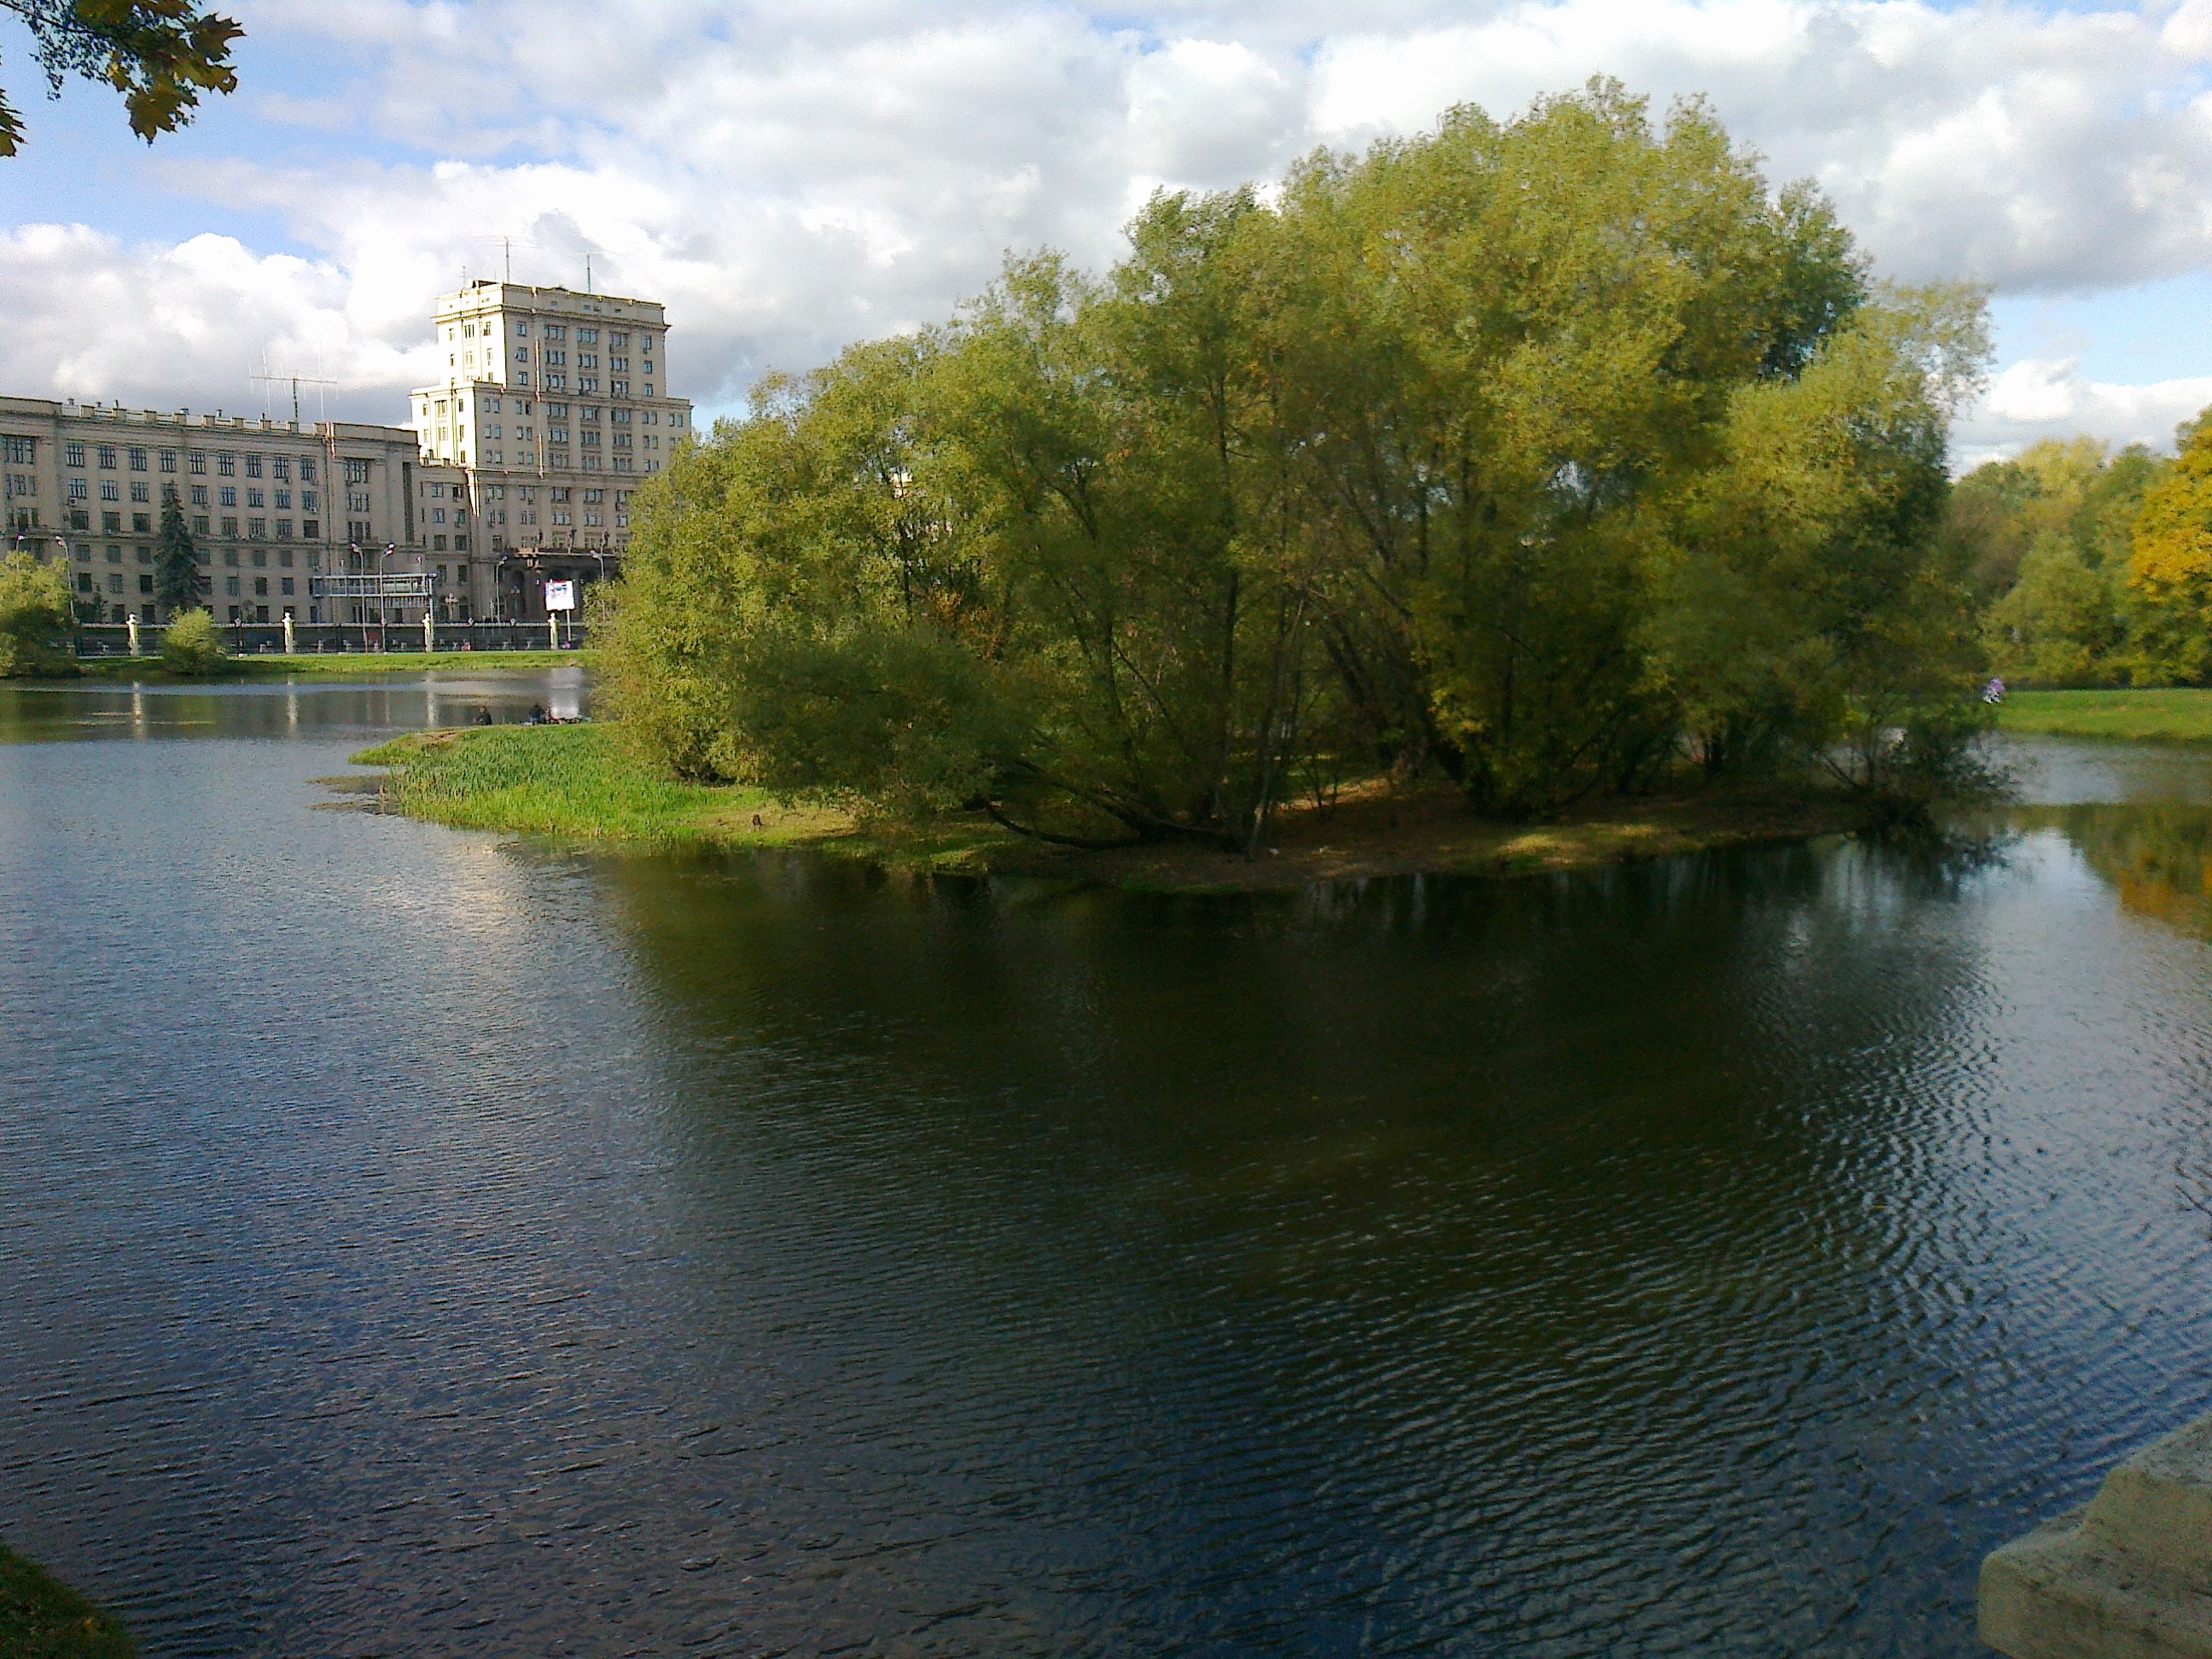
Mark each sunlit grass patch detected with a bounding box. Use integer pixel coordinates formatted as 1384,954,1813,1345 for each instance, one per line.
1996,689,2212,744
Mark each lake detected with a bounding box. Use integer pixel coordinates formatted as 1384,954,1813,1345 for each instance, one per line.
3,673,2209,1657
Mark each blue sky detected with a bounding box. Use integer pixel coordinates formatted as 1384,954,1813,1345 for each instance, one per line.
7,0,2212,462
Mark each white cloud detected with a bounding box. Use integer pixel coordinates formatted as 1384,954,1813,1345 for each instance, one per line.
1954,358,2212,469
12,0,2212,452
0,225,430,418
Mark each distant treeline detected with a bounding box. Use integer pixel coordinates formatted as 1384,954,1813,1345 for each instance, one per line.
602,82,1995,845
1961,422,2212,688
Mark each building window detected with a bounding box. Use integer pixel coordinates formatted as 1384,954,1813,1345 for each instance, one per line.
189,451,207,474
131,514,150,533
100,479,119,501
219,486,236,507
76,572,91,592
65,441,84,467
224,575,239,597
127,447,146,471
274,489,291,509
192,515,210,536
137,573,153,594
251,547,265,566
276,519,293,540
160,450,177,473
245,454,262,478
253,577,268,596
189,485,207,506
272,456,291,481
67,478,86,501
130,482,149,503
344,458,370,485
220,517,237,538
302,519,318,539
246,489,264,509
217,452,235,475
300,457,316,483
281,577,294,596
96,445,117,469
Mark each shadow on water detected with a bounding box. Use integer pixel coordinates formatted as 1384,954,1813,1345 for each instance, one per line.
559,829,2206,1656
5,712,2212,1656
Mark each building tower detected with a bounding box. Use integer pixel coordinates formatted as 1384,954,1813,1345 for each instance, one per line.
410,282,693,622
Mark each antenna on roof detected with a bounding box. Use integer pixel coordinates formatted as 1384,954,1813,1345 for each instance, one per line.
251,370,336,426
585,253,591,294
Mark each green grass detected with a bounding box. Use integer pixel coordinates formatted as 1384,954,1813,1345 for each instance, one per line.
0,1543,136,1659
352,725,754,841
350,725,1022,869
350,725,1860,888
1994,688,2212,743
73,648,580,682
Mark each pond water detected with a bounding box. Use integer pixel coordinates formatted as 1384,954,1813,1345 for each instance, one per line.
3,677,2211,1657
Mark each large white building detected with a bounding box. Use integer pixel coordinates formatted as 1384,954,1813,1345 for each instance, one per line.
1,399,454,626
410,282,691,620
0,279,691,630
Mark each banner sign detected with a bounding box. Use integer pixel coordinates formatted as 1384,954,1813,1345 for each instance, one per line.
545,579,577,612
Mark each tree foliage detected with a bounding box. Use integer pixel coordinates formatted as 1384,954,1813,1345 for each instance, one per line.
0,0,241,157
160,605,223,674
0,550,74,677
1952,427,2211,688
605,84,1994,838
153,487,199,616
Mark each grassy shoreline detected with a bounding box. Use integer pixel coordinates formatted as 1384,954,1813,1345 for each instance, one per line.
60,649,580,683
0,1541,137,1657
349,725,1866,890
1995,687,2212,743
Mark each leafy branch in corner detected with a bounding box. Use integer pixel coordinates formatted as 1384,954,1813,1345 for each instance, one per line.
0,0,242,157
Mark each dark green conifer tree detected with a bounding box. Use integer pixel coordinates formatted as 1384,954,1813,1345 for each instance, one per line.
154,489,201,617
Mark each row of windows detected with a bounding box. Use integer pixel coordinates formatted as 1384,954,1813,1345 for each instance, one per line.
53,442,322,480
63,509,323,541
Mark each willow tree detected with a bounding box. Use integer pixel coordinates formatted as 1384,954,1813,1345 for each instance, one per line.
605,82,1992,837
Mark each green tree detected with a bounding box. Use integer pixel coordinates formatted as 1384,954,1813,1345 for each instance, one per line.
0,1,241,157
152,486,198,615
604,84,1994,837
159,605,223,674
0,550,74,676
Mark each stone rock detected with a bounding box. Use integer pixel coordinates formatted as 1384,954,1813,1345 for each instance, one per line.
1982,1414,2212,1658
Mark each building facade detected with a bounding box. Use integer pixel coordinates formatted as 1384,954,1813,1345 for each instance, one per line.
0,279,690,631
0,398,442,626
410,282,691,620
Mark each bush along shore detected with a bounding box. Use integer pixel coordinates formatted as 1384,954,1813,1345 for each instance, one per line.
350,725,1871,890
0,1541,137,1659
69,648,581,683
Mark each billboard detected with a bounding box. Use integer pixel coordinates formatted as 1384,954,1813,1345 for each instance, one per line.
545,579,577,612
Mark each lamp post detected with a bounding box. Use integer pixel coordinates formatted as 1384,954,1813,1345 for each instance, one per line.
375,541,395,653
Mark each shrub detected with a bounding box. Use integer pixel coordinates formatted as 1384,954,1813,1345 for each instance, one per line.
160,608,228,676
0,551,75,678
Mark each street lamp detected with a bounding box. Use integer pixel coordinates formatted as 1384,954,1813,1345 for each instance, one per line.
375,540,396,652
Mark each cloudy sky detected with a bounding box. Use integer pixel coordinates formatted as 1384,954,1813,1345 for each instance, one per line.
5,0,2212,464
